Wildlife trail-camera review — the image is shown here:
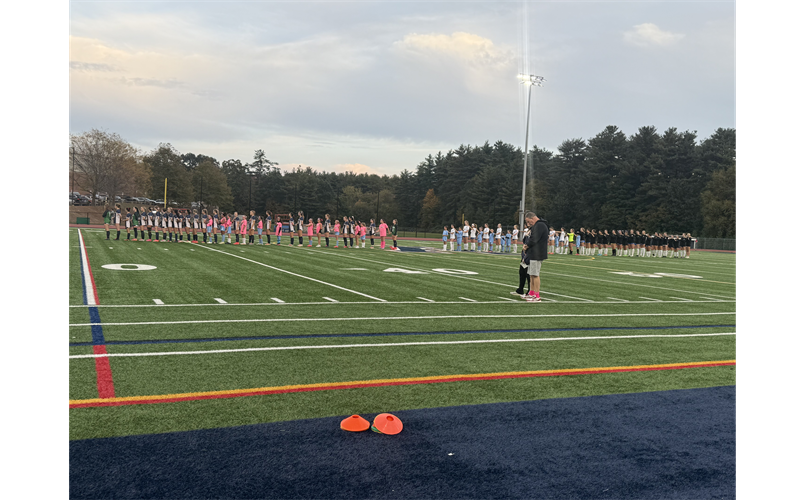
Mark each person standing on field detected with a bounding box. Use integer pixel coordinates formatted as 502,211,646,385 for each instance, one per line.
523,211,548,302
391,219,399,250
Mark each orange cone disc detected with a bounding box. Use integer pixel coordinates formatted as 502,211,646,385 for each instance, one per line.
340,414,370,432
371,413,403,435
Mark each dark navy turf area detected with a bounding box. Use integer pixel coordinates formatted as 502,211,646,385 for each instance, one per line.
70,386,735,499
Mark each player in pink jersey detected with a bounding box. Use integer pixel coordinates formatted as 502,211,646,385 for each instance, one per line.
306,218,314,247
378,219,388,249
239,215,247,242
275,215,282,245
333,219,341,248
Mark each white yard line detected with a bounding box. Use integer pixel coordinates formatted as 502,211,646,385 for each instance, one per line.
77,230,97,306
541,291,593,302
69,298,734,309
69,332,737,359
303,250,600,302
442,257,736,299
69,311,736,327
201,245,386,302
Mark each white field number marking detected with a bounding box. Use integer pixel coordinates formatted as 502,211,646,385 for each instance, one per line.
101,264,157,271
383,268,479,275
611,272,662,278
432,268,478,275
656,273,702,279
610,272,702,279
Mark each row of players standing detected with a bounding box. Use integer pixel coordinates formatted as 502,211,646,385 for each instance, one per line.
102,205,401,249
547,228,694,258
442,222,522,253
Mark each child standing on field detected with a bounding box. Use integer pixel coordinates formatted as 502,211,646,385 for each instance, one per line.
239,215,247,244
275,216,282,245
333,219,341,248
378,219,388,249
442,226,449,251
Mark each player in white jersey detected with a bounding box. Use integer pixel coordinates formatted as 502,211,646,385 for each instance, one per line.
449,225,456,251
482,224,490,252
469,224,478,252
495,224,503,252
462,221,470,251
512,225,519,253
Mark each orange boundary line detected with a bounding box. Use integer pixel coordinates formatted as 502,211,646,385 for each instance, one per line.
69,360,735,408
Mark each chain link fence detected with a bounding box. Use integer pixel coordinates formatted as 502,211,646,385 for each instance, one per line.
693,238,736,251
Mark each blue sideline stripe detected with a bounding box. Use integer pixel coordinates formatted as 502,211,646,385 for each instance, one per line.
88,307,106,346
69,324,736,347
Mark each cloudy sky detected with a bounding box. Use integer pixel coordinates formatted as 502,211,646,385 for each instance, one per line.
69,0,735,176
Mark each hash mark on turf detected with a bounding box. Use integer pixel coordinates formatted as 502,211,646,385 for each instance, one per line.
214,298,227,304
153,299,164,305
417,297,434,302
639,297,663,302
670,297,694,302
323,297,339,302
271,298,285,303
458,297,477,302
497,297,519,302
607,297,630,302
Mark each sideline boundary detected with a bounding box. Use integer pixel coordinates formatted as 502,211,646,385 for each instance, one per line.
69,360,736,408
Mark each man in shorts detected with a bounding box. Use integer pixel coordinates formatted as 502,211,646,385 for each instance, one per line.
523,211,548,302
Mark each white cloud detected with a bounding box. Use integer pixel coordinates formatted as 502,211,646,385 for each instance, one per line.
393,31,513,68
332,163,376,174
623,23,684,47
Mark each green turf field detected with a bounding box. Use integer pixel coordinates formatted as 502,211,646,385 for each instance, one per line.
69,228,736,440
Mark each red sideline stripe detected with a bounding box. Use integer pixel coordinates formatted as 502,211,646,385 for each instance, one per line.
92,345,116,399
79,229,114,398
69,361,735,408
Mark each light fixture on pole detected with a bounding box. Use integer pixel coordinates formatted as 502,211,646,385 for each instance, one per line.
517,73,545,233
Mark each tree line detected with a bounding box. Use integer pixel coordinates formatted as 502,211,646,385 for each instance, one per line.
69,125,735,238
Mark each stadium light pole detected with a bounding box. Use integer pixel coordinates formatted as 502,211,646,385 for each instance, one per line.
517,73,545,233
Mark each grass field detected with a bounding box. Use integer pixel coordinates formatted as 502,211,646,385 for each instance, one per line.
69,228,735,497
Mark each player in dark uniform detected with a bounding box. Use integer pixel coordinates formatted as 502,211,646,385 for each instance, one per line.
369,219,376,249
391,219,399,250
323,214,331,247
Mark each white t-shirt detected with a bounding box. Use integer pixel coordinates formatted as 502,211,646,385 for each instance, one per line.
483,227,489,240
450,228,456,239
495,227,502,239
512,228,519,241
470,227,477,238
